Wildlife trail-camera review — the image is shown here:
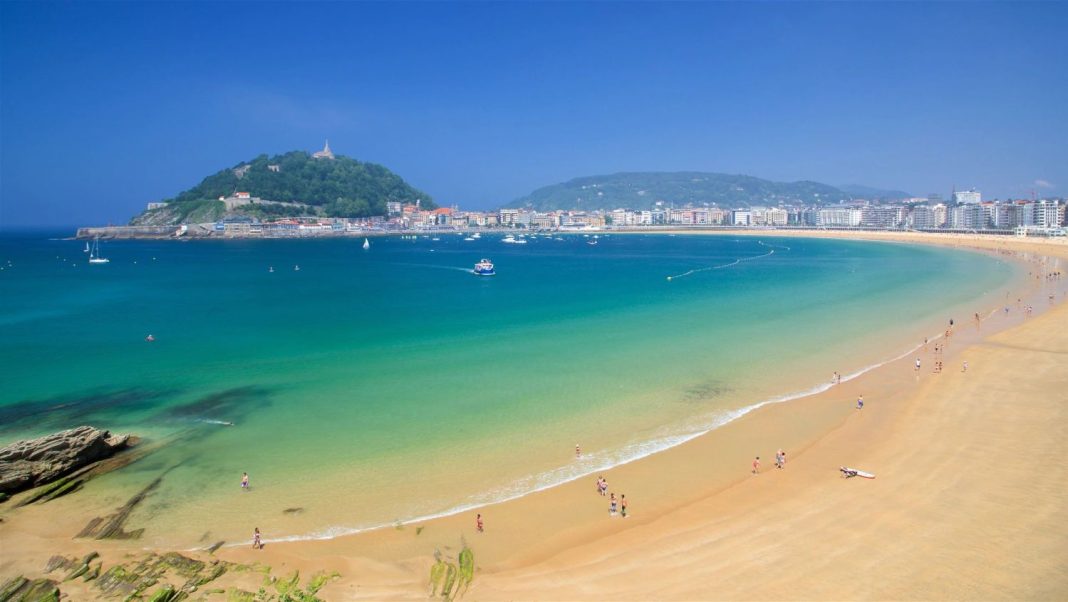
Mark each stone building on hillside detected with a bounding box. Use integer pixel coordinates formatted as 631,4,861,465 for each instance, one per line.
312,140,335,159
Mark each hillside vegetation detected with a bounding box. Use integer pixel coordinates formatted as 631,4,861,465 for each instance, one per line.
508,172,854,211
132,151,432,224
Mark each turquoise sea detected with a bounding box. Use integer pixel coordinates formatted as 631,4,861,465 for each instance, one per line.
0,231,1015,547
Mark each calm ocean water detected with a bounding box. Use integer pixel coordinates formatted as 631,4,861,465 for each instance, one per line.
0,231,1013,546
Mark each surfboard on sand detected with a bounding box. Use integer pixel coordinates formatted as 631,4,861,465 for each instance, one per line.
840,466,875,479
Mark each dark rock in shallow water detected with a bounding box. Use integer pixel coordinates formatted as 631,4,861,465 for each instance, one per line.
0,426,130,495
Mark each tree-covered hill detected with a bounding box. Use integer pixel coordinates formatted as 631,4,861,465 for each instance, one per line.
507,172,853,211
137,151,433,223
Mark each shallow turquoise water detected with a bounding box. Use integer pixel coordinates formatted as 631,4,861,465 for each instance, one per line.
0,231,1014,545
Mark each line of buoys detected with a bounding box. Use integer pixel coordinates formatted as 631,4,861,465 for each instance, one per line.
666,240,789,281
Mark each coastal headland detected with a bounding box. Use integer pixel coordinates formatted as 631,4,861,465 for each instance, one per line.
1,231,1066,600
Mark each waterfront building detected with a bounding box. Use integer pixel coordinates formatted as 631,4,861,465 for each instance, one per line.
499,208,519,226
817,208,862,227
708,207,727,225
861,206,905,228
1034,200,1066,227
668,208,690,224
432,207,453,226
910,205,936,229
765,207,788,227
948,203,987,229
731,210,751,226
932,203,948,227
217,216,257,236
749,207,767,226
531,213,555,229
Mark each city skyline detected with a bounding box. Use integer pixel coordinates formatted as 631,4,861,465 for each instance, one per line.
2,2,1066,227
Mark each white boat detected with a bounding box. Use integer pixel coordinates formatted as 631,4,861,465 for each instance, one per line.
87,238,109,264
471,232,481,239
464,237,476,241
473,259,495,276
83,242,90,253
502,235,528,244
294,265,301,271
363,238,371,250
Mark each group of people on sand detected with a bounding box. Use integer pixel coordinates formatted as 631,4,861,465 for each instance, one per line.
752,448,787,474
595,474,628,518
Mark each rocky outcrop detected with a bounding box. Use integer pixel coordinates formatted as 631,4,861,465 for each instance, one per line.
0,426,130,496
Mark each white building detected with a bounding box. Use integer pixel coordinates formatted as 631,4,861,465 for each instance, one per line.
817,208,862,227
952,189,981,204
948,203,987,229
1034,200,1065,228
312,140,335,160
765,207,788,227
498,208,519,225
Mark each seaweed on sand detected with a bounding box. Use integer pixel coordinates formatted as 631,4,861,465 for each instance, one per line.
429,541,475,601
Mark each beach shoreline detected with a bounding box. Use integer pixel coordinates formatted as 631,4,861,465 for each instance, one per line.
2,230,1066,600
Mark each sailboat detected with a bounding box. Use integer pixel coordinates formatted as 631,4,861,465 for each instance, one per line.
362,238,371,250
83,242,90,253
88,237,109,264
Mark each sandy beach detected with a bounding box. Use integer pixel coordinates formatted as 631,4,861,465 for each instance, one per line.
2,231,1066,600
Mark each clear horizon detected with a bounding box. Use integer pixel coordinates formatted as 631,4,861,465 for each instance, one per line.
2,2,1066,227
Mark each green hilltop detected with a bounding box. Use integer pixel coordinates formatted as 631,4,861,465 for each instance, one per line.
507,172,855,211
132,149,432,225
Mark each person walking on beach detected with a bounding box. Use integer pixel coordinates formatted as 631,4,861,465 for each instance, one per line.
962,360,968,373
856,395,864,410
621,494,628,518
775,449,785,469
609,493,618,515
915,358,921,371
600,477,608,496
575,444,581,459
252,528,262,549
752,456,760,474
476,513,484,533
241,472,249,490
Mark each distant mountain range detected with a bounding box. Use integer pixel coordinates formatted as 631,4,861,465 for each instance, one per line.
507,172,910,212
132,149,432,225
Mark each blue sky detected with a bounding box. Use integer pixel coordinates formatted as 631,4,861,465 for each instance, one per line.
2,1,1066,227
